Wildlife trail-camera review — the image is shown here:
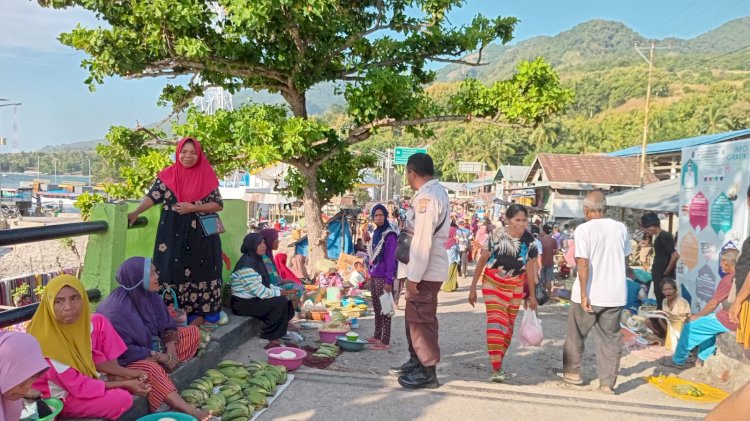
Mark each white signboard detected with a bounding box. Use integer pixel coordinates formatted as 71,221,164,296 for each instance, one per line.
458,161,484,173
677,139,750,311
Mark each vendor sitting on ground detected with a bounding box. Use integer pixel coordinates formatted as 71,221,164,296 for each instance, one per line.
661,248,739,368
645,277,691,339
624,267,647,314
230,233,296,349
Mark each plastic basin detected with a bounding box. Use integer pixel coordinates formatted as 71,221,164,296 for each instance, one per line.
136,412,197,421
38,398,64,421
336,336,366,352
266,346,306,371
319,329,348,344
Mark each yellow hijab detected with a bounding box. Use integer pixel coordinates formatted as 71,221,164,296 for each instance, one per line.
27,275,98,378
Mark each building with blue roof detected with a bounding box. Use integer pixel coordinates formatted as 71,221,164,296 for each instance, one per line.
608,128,750,180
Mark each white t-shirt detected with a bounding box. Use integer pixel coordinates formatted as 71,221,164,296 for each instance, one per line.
571,218,631,307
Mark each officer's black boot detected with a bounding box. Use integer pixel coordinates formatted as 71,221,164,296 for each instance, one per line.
398,364,439,389
388,355,420,376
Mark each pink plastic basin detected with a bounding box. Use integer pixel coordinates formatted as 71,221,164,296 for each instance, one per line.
265,347,306,371
318,329,348,344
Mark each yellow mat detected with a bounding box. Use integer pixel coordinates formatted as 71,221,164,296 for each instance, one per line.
647,375,729,403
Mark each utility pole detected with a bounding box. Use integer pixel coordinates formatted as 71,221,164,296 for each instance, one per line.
635,42,670,186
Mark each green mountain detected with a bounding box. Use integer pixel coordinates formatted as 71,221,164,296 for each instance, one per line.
40,16,750,153
436,17,750,82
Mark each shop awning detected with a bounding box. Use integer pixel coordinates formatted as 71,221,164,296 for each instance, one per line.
606,178,680,213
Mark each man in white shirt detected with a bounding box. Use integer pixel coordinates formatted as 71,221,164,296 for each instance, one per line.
389,153,449,390
562,191,630,395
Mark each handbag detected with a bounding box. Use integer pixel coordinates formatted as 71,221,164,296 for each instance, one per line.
198,213,225,237
162,287,188,327
396,213,447,264
535,281,550,306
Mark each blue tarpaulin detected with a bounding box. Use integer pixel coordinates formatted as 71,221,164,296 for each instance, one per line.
293,209,357,259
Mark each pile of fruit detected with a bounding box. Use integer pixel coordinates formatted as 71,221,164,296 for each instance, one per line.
672,384,706,398
312,343,340,358
180,359,288,420
345,302,368,311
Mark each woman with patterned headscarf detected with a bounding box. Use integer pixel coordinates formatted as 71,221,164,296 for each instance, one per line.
367,204,398,350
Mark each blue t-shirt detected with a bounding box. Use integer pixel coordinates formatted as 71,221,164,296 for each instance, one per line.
624,279,643,313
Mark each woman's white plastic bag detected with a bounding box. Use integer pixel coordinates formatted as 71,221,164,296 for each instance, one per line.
519,309,544,347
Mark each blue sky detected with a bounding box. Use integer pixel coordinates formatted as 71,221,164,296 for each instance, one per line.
1,0,749,151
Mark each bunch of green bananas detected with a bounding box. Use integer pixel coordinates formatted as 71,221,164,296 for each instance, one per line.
222,399,254,421
313,343,339,358
180,388,208,406
204,369,228,386
201,393,226,415
249,374,276,396
245,360,269,375
673,384,706,397
264,365,288,385
241,387,269,409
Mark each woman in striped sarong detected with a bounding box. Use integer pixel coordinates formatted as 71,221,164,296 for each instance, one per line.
469,205,539,383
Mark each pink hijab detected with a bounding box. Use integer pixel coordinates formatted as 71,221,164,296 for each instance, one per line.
158,137,219,203
0,332,48,421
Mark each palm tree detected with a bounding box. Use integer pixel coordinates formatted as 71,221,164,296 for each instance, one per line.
703,105,732,134
530,121,561,149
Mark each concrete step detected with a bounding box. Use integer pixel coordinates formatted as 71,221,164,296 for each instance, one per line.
60,313,260,421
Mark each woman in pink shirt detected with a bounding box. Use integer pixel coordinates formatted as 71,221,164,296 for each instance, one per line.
27,275,146,420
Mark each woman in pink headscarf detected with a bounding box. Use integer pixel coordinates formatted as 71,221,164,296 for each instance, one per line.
0,332,49,421
128,137,224,327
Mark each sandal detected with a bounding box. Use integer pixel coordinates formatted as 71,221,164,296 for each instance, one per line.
366,337,382,344
491,370,506,383
556,372,583,385
371,343,391,350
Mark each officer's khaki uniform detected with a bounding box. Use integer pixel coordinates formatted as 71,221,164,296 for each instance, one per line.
405,178,449,367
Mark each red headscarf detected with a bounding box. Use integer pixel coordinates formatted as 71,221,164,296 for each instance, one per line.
274,253,302,285
158,137,219,203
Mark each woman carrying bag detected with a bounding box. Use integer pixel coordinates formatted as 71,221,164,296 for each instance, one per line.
366,204,398,350
468,204,539,383
127,137,224,327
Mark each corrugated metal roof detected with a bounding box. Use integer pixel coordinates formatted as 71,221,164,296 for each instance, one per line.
606,178,680,213
533,154,658,187
496,165,531,182
608,128,750,157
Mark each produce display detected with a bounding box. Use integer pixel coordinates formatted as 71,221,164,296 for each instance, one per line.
180,360,288,420
672,384,706,398
312,343,340,358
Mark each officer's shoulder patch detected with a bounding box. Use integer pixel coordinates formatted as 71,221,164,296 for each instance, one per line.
417,198,430,214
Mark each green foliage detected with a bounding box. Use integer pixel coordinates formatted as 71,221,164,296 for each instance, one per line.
74,191,105,220
11,283,30,305
0,151,99,175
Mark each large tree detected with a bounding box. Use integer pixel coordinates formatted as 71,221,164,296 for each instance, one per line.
40,0,571,264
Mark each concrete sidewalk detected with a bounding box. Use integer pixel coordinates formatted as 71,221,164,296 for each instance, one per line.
244,368,709,421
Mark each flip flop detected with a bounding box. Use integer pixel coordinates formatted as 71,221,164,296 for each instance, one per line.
366,337,382,344
371,343,391,350
556,372,583,385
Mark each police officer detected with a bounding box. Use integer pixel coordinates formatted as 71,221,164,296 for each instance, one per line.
389,153,449,389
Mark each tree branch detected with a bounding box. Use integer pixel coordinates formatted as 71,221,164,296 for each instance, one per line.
338,50,487,79
347,115,522,144
131,57,288,86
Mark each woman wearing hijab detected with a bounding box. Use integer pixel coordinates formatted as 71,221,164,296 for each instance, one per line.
127,137,224,327
274,253,302,285
97,257,207,419
0,332,49,421
367,204,398,350
27,275,138,420
231,233,295,348
442,221,461,292
260,228,305,306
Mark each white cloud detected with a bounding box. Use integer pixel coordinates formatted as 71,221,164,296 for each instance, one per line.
0,0,101,52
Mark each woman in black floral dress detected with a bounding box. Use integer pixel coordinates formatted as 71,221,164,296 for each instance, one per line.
127,137,224,327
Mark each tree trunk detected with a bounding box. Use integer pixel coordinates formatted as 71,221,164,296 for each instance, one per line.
298,166,328,267
281,89,308,118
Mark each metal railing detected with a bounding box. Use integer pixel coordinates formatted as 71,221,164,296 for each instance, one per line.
0,289,101,328
0,216,147,328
